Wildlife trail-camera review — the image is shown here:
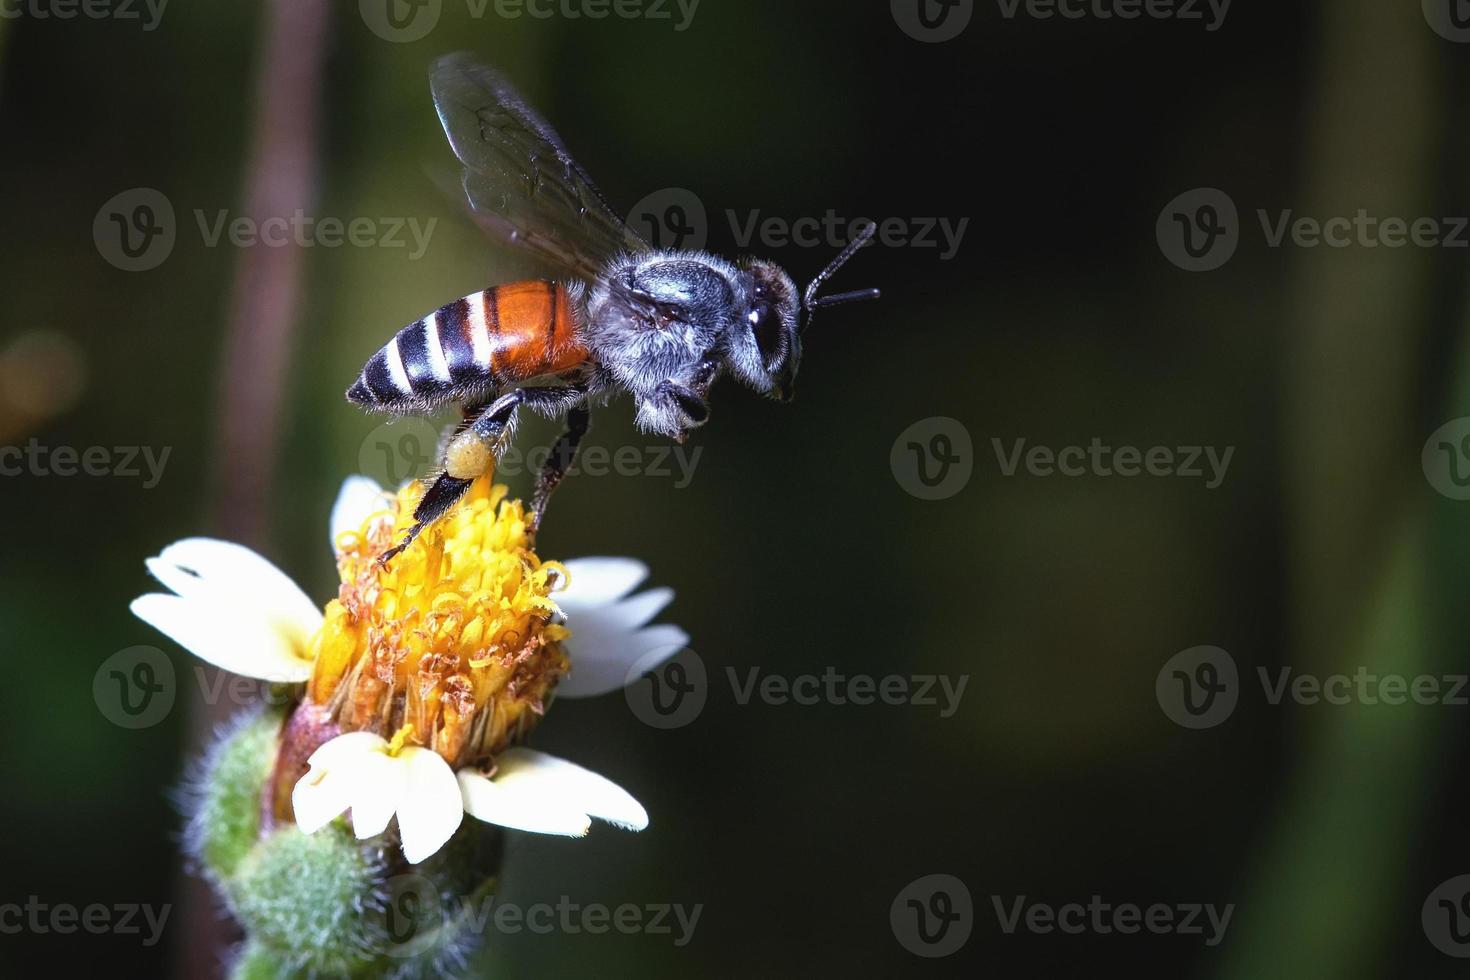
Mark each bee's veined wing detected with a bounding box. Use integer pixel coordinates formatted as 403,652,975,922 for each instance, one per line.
431,53,650,283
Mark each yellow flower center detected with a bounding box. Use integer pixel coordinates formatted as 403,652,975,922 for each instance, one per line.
305,478,569,770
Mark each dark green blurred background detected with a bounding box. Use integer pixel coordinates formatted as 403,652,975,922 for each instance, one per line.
7,0,1470,976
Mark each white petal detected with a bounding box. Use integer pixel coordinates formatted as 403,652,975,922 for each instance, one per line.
348,751,406,840
555,557,685,700
558,558,649,605
492,749,648,831
141,538,322,658
458,769,591,837
293,765,357,835
395,747,465,864
558,623,689,699
307,731,391,767
130,594,313,683
330,476,389,553
292,734,388,835
593,587,674,633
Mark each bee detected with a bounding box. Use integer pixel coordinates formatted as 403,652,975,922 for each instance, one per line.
348,54,879,561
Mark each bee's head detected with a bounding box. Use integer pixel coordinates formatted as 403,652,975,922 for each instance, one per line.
729,225,881,403
730,259,803,401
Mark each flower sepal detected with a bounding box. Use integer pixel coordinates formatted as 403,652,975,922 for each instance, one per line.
182,705,510,977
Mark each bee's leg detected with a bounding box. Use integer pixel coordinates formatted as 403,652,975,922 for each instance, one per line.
380,387,581,564
378,473,475,563
529,405,590,533
642,380,710,444
436,401,487,456
380,392,525,564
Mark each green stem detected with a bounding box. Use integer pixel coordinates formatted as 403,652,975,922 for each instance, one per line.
1220,3,1442,978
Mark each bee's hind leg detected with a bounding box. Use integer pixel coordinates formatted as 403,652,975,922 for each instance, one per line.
380,393,521,564
378,473,475,564
530,405,590,533
382,387,585,563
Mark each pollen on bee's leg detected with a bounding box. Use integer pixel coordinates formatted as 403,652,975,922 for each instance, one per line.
445,430,494,481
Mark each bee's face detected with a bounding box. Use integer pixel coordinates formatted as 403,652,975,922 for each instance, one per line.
730,259,802,401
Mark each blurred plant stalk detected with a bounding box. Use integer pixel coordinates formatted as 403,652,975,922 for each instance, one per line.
1222,4,1444,979
177,0,331,977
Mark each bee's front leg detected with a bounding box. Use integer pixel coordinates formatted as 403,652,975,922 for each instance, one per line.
688,357,721,394
640,380,710,444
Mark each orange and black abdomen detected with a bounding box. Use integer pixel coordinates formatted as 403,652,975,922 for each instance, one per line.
349,279,590,409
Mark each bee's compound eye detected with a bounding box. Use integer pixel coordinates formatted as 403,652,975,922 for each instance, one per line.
749,302,785,368
445,431,494,481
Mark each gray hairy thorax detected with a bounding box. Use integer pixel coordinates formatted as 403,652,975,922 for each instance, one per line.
581,252,753,431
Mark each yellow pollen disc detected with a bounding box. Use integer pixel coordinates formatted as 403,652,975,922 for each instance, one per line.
306,477,570,770
445,431,494,480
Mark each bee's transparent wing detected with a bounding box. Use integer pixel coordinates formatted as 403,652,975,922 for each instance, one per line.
431,53,650,282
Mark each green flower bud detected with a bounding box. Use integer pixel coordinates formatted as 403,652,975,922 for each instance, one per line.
182,706,283,883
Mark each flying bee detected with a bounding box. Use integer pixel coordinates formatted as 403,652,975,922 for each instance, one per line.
348,53,880,562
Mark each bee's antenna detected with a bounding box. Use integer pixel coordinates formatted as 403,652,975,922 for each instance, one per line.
802,221,880,330
809,288,882,310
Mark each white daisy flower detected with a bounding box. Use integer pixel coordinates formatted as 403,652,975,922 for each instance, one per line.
132,475,685,863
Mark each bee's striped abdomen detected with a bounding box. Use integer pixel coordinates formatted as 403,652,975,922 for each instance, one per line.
348,280,589,411
487,279,586,381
